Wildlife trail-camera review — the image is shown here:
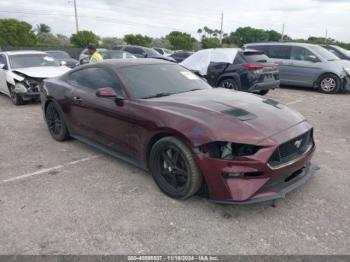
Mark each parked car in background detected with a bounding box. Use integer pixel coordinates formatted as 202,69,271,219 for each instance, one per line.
181,48,279,95
321,45,350,61
78,48,108,65
170,51,194,63
0,50,70,105
79,50,136,65
113,45,176,62
46,50,78,68
153,47,174,57
41,58,316,204
245,42,350,93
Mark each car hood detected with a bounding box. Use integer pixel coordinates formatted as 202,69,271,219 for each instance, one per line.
12,66,71,78
146,88,306,145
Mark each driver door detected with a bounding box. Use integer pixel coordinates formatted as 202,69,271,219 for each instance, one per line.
65,67,134,156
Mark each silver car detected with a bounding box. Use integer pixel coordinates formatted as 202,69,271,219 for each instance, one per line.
244,42,350,94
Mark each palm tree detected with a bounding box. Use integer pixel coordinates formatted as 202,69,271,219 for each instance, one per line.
35,24,51,35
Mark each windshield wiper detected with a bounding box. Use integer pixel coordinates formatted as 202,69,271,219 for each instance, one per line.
143,92,173,99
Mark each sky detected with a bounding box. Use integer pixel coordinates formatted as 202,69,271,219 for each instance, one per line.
0,0,349,42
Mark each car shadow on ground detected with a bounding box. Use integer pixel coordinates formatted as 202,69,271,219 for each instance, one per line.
280,85,350,95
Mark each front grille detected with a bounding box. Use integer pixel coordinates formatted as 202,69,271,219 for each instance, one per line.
268,130,314,168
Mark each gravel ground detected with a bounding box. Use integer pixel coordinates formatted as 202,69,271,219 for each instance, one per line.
0,87,349,255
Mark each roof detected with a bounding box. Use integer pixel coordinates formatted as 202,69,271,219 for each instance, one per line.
103,58,171,69
246,42,319,47
2,50,47,56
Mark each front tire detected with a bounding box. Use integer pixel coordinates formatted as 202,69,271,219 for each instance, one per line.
318,74,340,94
149,137,202,199
219,79,239,90
9,85,23,106
45,102,69,141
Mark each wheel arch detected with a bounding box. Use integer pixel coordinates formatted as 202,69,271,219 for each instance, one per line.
145,131,208,197
314,72,341,88
216,73,241,88
44,98,73,134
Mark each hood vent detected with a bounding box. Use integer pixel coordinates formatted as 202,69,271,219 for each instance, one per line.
222,108,257,121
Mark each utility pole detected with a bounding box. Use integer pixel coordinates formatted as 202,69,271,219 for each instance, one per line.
325,29,328,44
73,0,79,33
281,24,285,42
220,11,224,44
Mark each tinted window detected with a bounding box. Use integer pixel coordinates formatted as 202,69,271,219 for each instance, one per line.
290,47,315,61
268,45,291,59
154,48,163,54
67,67,124,95
113,46,123,50
246,45,269,54
244,53,269,63
119,64,211,99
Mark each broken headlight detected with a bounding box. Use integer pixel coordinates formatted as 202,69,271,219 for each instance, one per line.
24,77,42,92
199,141,261,160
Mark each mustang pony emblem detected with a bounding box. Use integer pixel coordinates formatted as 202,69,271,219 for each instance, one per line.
294,139,303,149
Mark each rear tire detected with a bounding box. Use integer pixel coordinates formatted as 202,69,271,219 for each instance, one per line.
257,89,270,96
149,137,202,200
45,102,69,141
219,79,239,90
318,74,340,94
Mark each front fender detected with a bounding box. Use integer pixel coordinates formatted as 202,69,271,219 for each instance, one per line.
6,71,25,86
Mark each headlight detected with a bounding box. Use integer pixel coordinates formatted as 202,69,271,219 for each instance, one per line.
344,67,350,76
199,141,261,160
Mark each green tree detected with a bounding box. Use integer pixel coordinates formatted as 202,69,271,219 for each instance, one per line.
201,37,221,49
56,34,70,47
101,37,125,49
152,37,172,49
166,31,192,50
228,27,281,46
70,30,99,48
37,33,60,46
35,23,51,35
123,34,153,47
0,19,37,47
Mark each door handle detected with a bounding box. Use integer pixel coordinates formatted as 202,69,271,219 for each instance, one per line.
73,96,82,101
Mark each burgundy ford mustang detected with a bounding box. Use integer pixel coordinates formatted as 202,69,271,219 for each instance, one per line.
40,59,317,204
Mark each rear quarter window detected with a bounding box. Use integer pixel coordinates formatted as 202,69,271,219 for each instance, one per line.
244,54,270,63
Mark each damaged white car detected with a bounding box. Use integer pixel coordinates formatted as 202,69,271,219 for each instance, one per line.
0,51,71,105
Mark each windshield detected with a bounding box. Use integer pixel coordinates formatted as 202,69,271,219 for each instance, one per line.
9,54,59,69
119,64,211,99
47,51,70,59
310,46,340,61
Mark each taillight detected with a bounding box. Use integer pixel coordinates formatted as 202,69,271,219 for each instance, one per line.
244,64,264,70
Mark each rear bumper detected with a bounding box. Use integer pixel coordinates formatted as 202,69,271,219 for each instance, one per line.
249,80,280,92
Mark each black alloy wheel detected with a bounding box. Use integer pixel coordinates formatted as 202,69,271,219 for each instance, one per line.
45,102,69,141
219,79,239,90
149,137,202,199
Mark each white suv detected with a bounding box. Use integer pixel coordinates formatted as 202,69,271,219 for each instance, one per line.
0,50,71,105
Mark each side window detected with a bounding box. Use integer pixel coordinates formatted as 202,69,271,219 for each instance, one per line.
113,46,123,50
67,67,125,96
125,47,144,55
290,47,315,61
268,45,292,59
0,55,8,68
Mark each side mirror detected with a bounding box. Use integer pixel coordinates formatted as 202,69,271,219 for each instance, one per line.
96,87,117,98
0,64,6,70
307,55,319,63
143,53,148,58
